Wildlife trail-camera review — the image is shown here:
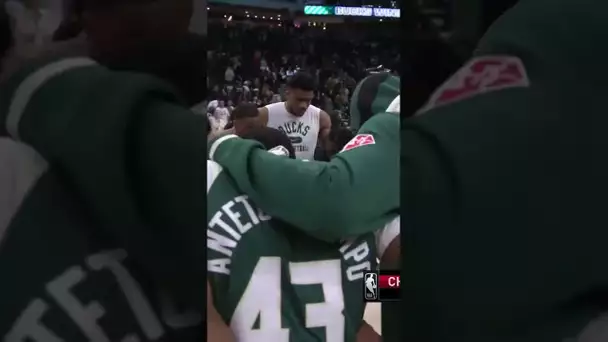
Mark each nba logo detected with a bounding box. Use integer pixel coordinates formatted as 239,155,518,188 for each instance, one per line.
364,272,378,301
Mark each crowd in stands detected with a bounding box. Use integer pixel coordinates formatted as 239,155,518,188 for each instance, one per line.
205,21,400,130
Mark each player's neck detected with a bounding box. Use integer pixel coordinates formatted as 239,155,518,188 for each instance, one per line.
284,102,303,117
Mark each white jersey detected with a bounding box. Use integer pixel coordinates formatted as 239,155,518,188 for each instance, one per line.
265,102,321,160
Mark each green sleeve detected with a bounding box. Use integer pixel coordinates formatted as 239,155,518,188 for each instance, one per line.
0,58,207,309
208,112,400,242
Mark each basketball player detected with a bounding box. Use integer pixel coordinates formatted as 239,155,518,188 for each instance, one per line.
209,73,400,241
226,102,265,137
207,128,398,341
259,71,332,160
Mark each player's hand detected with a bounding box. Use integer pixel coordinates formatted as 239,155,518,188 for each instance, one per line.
357,320,381,342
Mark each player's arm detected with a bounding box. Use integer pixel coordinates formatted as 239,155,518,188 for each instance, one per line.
376,216,400,342
357,319,381,342
358,215,399,342
208,112,399,242
318,110,332,149
207,281,236,342
258,106,269,126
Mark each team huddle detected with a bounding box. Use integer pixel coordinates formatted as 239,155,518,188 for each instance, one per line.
3,0,608,340
206,72,401,341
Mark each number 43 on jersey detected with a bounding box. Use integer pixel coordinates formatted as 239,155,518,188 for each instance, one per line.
230,257,345,342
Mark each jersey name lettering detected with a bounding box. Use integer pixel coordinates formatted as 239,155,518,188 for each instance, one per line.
207,195,271,275
4,249,201,342
339,240,372,281
294,145,309,152
278,121,311,136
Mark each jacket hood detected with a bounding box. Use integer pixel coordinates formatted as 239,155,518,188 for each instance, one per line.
349,72,400,129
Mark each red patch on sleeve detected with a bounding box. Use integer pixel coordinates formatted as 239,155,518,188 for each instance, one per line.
340,134,376,152
418,56,530,114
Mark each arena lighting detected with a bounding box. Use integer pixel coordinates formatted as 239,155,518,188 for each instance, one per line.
303,5,400,18
335,6,400,18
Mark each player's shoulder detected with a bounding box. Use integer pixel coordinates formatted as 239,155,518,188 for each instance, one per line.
261,102,283,120
264,101,284,111
206,160,224,193
308,104,322,115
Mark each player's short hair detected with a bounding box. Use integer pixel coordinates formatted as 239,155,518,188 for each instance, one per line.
286,72,316,92
231,102,259,120
240,127,296,159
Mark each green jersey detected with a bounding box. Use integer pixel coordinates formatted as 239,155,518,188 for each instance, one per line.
0,55,208,341
207,75,400,242
402,0,608,341
207,161,399,342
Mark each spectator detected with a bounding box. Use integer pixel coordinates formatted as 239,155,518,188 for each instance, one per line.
213,100,230,128
207,23,400,129
225,64,234,83
207,21,405,161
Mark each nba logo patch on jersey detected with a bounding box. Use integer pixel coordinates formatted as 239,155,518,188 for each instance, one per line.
340,134,376,153
418,55,530,114
364,272,378,301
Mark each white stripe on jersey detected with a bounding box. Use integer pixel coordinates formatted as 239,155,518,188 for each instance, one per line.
374,216,400,259
207,160,224,193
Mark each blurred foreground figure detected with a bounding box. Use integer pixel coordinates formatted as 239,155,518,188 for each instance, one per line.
0,1,207,341
52,0,205,106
